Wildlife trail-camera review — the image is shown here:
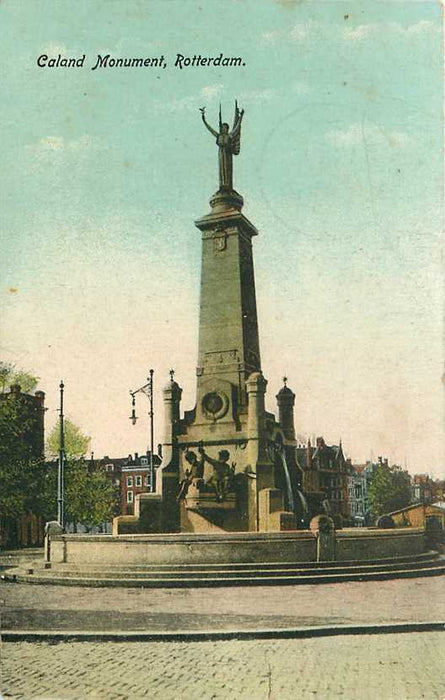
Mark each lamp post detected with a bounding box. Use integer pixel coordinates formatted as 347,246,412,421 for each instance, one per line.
57,380,65,528
129,369,155,492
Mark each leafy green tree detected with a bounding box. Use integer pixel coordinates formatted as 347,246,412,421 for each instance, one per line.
0,362,39,393
65,458,119,531
46,418,91,461
0,456,48,519
0,365,41,534
0,362,14,393
368,462,412,520
46,420,117,530
0,388,48,543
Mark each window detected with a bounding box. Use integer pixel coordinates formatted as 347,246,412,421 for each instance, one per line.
127,491,133,503
127,476,133,487
144,475,150,487
135,475,142,487
141,457,148,465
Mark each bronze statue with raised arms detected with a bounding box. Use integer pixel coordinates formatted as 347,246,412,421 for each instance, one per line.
200,102,244,192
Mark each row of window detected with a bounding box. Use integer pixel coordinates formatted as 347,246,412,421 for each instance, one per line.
126,475,150,488
348,490,367,501
322,477,342,488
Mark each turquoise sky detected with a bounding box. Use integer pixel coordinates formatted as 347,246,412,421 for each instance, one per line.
1,0,443,476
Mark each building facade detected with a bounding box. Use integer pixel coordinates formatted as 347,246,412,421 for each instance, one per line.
347,460,379,526
120,452,162,515
296,437,350,523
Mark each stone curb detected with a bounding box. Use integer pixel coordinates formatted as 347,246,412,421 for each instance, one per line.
1,621,444,643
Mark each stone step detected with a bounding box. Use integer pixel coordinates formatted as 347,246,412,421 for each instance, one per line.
6,560,445,587
33,551,440,573
26,557,445,580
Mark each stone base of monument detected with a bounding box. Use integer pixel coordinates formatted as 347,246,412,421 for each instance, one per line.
44,527,431,565
5,547,445,588
258,488,297,532
185,493,237,511
182,480,237,513
5,526,445,589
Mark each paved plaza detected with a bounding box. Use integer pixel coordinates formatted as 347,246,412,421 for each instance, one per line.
2,632,445,699
1,574,444,632
1,571,445,698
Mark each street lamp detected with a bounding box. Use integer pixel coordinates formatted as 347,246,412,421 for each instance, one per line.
129,369,155,492
57,380,65,528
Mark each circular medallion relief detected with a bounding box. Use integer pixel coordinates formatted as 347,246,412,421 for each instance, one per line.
202,391,229,420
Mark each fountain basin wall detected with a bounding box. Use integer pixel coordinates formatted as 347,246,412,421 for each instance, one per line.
48,528,426,566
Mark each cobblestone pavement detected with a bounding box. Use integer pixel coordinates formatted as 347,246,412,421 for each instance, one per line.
1,632,445,699
1,575,444,632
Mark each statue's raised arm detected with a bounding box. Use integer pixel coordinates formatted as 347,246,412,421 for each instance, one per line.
200,107,218,138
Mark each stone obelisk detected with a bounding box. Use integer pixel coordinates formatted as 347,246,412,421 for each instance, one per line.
158,104,295,533
120,105,298,535
195,102,261,411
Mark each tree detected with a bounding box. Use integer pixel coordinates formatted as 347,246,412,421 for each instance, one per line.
0,455,48,520
46,420,117,530
368,462,412,520
0,387,48,544
0,363,14,393
46,418,91,461
0,362,39,394
0,367,41,526
65,458,119,531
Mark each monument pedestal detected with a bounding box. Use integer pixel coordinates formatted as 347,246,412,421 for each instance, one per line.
185,481,237,512
115,129,308,535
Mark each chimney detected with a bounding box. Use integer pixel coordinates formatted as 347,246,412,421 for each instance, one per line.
35,390,45,405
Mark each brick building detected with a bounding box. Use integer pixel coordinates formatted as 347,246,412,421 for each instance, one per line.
432,480,445,501
121,452,162,515
296,437,350,523
0,383,46,461
411,475,445,505
50,451,163,526
88,452,161,518
347,460,379,526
